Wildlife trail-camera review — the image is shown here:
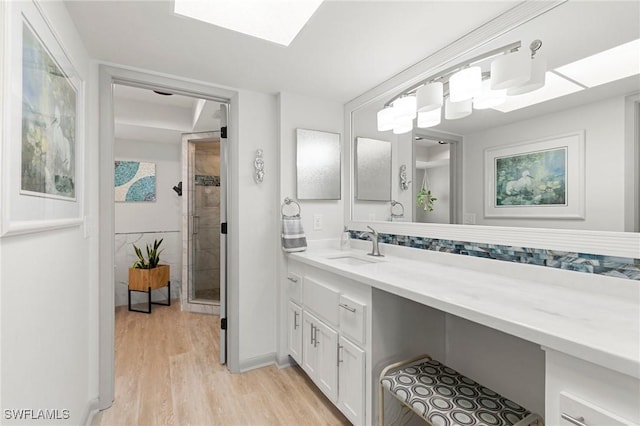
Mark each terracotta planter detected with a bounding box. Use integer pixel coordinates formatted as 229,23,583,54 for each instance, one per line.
128,264,170,291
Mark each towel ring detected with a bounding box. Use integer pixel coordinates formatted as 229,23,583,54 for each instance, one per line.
281,197,301,217
390,200,404,217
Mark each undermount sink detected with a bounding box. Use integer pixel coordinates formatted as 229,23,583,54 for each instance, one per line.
325,254,379,266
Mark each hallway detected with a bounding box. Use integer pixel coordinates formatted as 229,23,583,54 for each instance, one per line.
92,302,349,425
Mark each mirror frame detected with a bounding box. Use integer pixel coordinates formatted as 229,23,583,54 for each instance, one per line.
344,0,640,259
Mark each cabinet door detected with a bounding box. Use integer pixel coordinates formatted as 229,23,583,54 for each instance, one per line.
287,301,303,364
338,336,366,426
309,312,339,403
301,311,318,378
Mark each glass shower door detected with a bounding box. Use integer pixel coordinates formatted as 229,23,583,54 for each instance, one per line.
190,140,221,303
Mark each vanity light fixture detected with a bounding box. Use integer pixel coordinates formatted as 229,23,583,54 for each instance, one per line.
444,98,472,120
507,40,546,95
417,108,442,128
377,107,395,131
449,66,482,102
376,39,546,134
490,48,531,90
473,79,507,109
392,96,417,121
416,81,443,112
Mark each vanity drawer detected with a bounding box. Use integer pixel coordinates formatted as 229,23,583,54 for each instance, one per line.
303,277,340,326
339,295,366,345
559,392,635,426
286,272,302,303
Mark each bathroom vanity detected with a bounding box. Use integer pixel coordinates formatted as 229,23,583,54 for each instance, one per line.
284,242,640,426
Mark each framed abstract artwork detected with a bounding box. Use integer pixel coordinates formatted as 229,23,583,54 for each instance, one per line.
1,1,85,236
484,131,585,219
114,161,157,202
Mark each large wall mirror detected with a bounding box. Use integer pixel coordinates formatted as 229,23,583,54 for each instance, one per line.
346,1,640,257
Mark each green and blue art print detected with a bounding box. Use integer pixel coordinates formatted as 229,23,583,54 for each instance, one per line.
495,147,567,207
21,22,77,199
114,161,156,202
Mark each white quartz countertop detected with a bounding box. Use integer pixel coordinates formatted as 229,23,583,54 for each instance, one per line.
289,247,640,379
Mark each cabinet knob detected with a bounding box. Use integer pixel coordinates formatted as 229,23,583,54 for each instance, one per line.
561,413,588,426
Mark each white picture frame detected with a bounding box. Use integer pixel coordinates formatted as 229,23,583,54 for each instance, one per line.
1,1,84,236
484,131,585,219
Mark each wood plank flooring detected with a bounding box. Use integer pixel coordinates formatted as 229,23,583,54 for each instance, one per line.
92,301,350,426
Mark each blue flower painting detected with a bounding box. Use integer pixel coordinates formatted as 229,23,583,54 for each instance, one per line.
495,147,567,206
114,161,156,202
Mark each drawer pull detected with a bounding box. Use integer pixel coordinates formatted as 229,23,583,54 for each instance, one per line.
287,276,298,283
339,303,356,313
561,413,588,426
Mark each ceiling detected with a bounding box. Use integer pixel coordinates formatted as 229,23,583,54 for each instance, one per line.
65,1,517,104
113,84,221,143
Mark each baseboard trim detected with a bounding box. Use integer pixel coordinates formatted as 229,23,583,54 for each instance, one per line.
275,354,295,369
238,352,276,372
82,398,100,426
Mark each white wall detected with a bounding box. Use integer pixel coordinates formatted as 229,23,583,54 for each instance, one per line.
114,139,182,233
0,1,98,424
276,92,344,363
235,90,280,368
279,92,345,240
464,95,627,231
113,139,182,305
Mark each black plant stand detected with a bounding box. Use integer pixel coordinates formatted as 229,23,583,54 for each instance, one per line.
128,281,171,314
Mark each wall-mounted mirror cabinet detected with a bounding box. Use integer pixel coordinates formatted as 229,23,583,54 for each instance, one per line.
348,1,639,234
296,128,341,200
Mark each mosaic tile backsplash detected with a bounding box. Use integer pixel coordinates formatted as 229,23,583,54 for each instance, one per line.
349,231,640,281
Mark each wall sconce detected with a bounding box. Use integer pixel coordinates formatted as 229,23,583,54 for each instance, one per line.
399,165,411,190
376,39,545,133
173,181,182,196
254,149,264,183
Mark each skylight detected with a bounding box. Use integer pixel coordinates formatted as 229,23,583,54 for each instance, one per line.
555,39,640,88
174,0,324,47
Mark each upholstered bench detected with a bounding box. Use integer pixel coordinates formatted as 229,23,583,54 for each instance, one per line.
379,355,543,426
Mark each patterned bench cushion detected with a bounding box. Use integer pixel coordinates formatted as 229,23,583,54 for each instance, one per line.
381,358,531,426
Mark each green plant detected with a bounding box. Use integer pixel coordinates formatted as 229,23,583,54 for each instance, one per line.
132,238,164,269
416,188,437,212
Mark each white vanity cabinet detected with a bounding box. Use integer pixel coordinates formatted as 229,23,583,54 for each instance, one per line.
286,259,370,426
287,300,303,364
545,349,640,426
302,310,339,401
338,335,366,425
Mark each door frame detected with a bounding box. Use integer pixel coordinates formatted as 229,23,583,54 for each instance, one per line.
97,64,240,410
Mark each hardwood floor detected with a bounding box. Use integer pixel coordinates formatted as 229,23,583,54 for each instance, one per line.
92,301,350,426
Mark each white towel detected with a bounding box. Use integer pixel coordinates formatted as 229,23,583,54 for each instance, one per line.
281,215,307,252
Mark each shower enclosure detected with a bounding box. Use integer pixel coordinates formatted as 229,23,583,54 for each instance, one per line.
181,129,227,317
